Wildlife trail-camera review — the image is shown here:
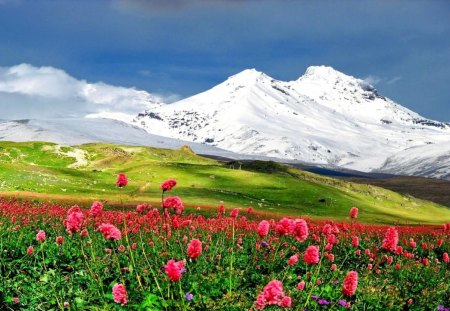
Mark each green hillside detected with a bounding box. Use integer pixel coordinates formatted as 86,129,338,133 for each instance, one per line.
0,141,449,224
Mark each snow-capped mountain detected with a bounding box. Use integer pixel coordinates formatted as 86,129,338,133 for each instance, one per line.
133,65,450,176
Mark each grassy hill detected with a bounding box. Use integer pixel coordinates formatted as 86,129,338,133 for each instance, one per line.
0,141,449,224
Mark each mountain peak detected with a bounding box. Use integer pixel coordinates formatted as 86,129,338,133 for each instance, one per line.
300,65,354,82
227,68,270,84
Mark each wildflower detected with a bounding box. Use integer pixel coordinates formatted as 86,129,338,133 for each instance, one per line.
230,208,239,218
80,229,89,238
351,236,359,247
342,271,358,297
63,302,70,308
318,299,330,305
288,254,298,266
276,218,294,236
116,173,128,188
65,210,84,234
136,203,148,213
36,230,46,242
443,252,449,263
118,245,125,252
303,245,320,265
165,259,185,281
297,281,305,291
382,227,398,252
185,293,194,301
163,196,184,214
98,223,122,241
187,239,202,259
331,264,337,271
257,220,270,238
12,297,19,304
349,207,359,219
161,179,177,192
112,283,128,306
247,207,254,214
27,246,34,255
56,236,64,245
338,300,347,307
280,296,292,308
90,201,103,217
293,219,308,242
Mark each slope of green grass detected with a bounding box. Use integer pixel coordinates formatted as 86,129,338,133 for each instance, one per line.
0,141,449,224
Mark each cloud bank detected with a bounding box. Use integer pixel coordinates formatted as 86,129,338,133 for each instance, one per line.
0,64,164,120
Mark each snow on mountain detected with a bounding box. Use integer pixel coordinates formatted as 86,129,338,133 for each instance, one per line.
0,118,263,159
133,65,450,175
377,141,450,180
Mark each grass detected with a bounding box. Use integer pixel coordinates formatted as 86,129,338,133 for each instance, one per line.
0,141,449,224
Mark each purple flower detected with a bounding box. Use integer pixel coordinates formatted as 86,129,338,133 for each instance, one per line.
185,293,193,301
318,299,330,305
261,241,269,247
311,295,319,300
339,300,347,307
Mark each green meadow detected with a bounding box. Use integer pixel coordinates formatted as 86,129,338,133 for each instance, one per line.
0,141,449,224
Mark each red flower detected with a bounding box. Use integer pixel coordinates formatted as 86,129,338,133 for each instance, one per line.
98,223,122,240
163,196,184,214
26,246,34,255
187,239,202,259
161,179,177,192
257,220,270,238
342,271,358,297
288,254,299,266
90,201,103,217
443,252,449,263
112,283,128,306
382,227,398,252
276,218,294,236
65,210,84,234
297,281,305,291
293,219,308,242
349,207,359,219
280,296,292,308
36,230,46,242
80,229,89,238
351,236,359,247
56,236,64,245
230,208,239,218
165,259,185,281
116,173,128,188
254,279,291,309
136,203,149,213
303,245,320,265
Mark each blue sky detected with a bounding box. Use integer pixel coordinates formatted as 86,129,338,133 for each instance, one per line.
1,0,450,120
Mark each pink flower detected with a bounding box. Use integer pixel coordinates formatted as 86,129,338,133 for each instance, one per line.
303,245,320,265
187,239,202,259
136,203,148,213
164,259,185,281
297,281,305,291
56,236,64,245
349,207,359,219
288,254,298,266
331,264,337,271
36,230,46,242
26,246,34,255
342,271,358,297
98,223,122,240
443,252,449,263
161,179,177,192
80,229,89,238
276,218,294,236
280,296,292,308
257,220,270,238
230,208,239,218
293,219,308,242
382,227,399,252
12,297,19,304
65,210,84,234
163,196,184,214
112,283,128,306
90,201,103,217
351,236,359,247
116,173,128,188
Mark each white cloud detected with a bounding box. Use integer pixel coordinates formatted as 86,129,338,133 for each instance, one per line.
363,75,381,86
387,76,402,85
0,63,168,120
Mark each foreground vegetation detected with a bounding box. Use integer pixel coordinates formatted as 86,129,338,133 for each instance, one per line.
1,141,450,224
0,176,449,310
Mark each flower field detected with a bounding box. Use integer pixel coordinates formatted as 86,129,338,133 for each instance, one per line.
0,177,449,310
